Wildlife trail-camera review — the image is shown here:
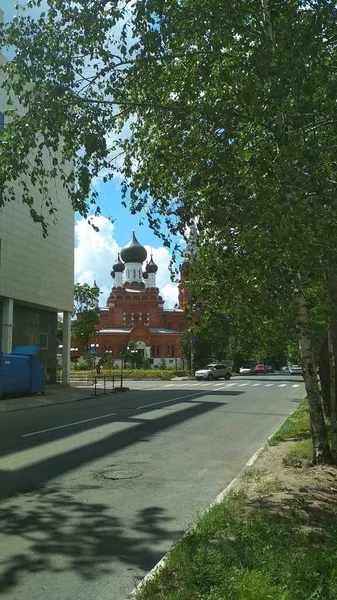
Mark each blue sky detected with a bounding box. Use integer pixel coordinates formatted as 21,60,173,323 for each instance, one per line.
0,0,183,308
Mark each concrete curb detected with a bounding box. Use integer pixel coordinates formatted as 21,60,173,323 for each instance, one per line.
129,444,265,599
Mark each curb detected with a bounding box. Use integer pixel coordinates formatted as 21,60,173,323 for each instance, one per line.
129,444,265,599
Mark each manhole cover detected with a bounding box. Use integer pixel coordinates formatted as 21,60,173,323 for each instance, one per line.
99,469,142,481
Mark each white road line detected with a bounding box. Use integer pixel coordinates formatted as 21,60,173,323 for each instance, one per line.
265,383,274,387
22,411,117,438
164,384,175,387
278,384,287,387
137,391,206,411
239,383,249,387
251,383,261,387
292,384,300,388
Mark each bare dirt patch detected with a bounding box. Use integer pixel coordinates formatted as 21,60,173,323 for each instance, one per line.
235,441,337,533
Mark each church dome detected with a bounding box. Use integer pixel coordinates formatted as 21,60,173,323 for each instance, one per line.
120,231,147,264
146,255,158,273
112,253,125,273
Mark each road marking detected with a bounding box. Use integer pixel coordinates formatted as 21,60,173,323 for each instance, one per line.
239,383,249,387
164,384,175,387
225,383,236,387
137,391,206,410
278,384,287,387
265,383,274,387
251,383,261,387
292,384,300,388
22,411,117,438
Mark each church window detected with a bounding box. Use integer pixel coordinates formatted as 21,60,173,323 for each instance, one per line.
167,345,170,357
125,313,132,325
133,269,136,278
167,323,171,330
134,314,139,323
142,314,147,324
139,270,141,278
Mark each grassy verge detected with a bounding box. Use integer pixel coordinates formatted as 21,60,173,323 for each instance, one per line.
268,398,310,446
134,400,337,600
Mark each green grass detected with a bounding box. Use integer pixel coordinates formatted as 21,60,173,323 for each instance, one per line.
282,438,313,467
268,399,310,446
135,490,337,600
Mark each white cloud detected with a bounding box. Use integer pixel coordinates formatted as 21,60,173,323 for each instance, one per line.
74,215,179,308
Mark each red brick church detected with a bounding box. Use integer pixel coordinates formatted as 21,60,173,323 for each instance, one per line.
87,231,190,367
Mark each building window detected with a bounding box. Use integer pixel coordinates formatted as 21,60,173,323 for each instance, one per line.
125,313,132,325
39,332,48,350
134,314,139,323
133,269,136,278
171,346,175,357
167,323,171,330
0,112,4,130
142,314,147,324
139,270,141,278
179,322,183,331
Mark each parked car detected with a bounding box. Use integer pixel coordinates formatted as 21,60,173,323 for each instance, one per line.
289,364,302,375
265,365,273,373
239,365,253,375
195,364,231,381
254,363,266,374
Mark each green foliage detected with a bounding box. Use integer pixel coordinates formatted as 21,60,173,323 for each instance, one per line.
76,355,94,371
159,357,167,370
72,283,100,352
70,369,179,380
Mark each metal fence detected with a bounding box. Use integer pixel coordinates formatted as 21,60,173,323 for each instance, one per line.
93,375,117,396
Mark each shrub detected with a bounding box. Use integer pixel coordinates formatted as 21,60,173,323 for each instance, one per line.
77,355,94,370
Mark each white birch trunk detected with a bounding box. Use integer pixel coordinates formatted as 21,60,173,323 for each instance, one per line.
294,289,332,464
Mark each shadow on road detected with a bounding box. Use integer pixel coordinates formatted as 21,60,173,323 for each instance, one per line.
0,483,180,594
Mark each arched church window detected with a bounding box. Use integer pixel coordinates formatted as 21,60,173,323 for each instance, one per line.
133,269,136,278
142,314,148,324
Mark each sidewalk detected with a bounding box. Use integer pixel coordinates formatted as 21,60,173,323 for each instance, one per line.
0,377,187,414
0,383,101,413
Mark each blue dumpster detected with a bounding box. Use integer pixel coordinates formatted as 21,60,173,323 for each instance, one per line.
0,345,45,397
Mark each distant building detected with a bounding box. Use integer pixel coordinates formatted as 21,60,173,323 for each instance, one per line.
86,231,191,367
0,9,74,383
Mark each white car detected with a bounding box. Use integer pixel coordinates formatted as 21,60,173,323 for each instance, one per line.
195,364,231,381
289,364,302,375
239,365,253,375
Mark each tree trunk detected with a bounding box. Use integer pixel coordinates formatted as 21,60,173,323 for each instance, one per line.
328,322,337,457
318,335,331,418
294,289,333,464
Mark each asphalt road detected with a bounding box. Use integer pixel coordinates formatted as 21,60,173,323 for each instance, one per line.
0,374,304,599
